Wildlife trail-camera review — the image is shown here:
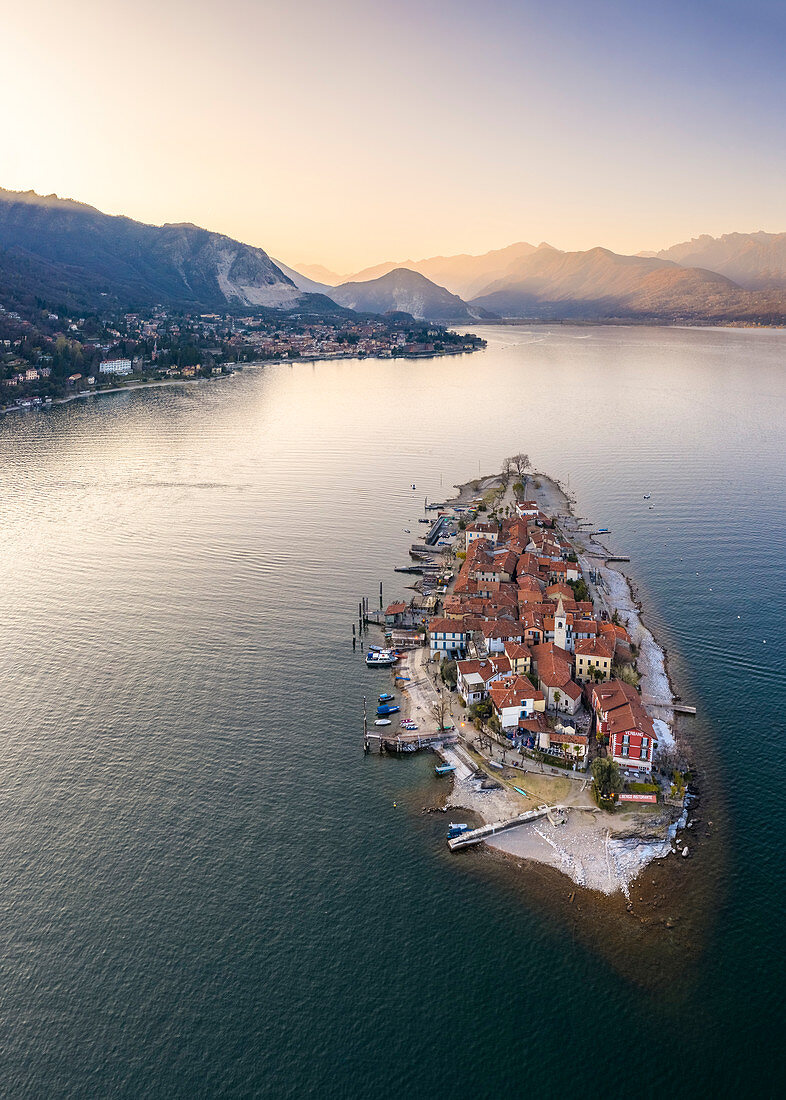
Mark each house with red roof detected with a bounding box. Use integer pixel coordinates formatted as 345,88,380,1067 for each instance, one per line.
456,656,511,704
464,522,499,550
488,675,545,730
591,680,657,773
529,641,583,714
574,637,613,683
385,602,407,626
427,618,469,657
503,640,532,675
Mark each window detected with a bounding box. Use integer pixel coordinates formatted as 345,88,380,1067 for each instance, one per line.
621,745,629,757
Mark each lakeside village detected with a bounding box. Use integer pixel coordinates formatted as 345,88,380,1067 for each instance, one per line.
0,302,484,412
362,463,692,865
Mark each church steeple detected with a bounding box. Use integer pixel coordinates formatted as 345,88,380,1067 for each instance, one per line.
554,595,568,651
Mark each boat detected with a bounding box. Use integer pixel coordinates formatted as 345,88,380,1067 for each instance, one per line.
394,675,411,682
365,650,398,667
644,493,651,499
378,693,394,703
435,763,456,775
447,823,470,839
377,704,400,715
374,719,392,726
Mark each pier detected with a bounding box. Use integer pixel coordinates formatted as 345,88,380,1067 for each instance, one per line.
640,695,696,714
447,805,567,850
364,731,459,753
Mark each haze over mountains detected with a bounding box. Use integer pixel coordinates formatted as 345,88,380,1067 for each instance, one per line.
3,186,786,326
290,233,786,323
649,232,786,291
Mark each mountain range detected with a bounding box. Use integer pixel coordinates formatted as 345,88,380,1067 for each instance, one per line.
282,265,492,322
0,188,343,319
292,235,786,323
649,232,786,291
3,186,786,325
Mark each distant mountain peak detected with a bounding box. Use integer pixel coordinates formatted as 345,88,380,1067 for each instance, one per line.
328,266,487,322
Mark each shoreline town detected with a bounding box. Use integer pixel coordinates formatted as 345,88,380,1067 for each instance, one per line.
361,462,697,897
0,299,485,416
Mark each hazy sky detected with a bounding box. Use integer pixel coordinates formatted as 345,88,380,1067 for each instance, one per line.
3,0,785,270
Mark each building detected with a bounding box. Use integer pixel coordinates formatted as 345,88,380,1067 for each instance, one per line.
464,522,499,549
591,680,658,773
385,602,407,627
503,640,532,675
456,657,511,704
574,637,613,683
480,620,524,654
427,618,468,657
99,358,133,375
530,641,582,714
488,675,545,730
538,722,588,764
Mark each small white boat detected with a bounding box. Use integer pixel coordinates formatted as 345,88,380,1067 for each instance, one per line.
375,719,392,726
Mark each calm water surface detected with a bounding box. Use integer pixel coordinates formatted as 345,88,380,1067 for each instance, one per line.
0,325,783,1097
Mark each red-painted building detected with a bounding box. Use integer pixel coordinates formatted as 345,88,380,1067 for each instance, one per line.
591,680,658,773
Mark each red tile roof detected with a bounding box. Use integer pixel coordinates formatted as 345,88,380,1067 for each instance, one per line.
575,637,613,659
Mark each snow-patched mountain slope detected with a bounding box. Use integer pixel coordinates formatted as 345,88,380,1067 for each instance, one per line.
0,187,305,311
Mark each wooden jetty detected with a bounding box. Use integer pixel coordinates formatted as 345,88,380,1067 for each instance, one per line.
365,730,458,753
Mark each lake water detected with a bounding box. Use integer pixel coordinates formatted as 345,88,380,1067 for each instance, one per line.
0,325,783,1097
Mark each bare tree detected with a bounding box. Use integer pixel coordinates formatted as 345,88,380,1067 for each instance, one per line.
508,453,530,480
505,453,531,497
431,691,449,731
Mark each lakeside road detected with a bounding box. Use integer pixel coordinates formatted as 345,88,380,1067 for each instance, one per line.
0,372,236,418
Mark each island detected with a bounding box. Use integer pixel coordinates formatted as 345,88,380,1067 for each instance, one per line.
362,458,696,900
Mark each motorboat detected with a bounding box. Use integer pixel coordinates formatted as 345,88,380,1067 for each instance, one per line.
366,650,398,667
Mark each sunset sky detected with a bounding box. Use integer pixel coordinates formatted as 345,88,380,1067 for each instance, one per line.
3,0,785,271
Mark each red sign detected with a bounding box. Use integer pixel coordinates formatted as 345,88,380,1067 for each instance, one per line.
619,793,657,803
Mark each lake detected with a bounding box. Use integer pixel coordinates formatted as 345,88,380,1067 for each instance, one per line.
0,324,783,1097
